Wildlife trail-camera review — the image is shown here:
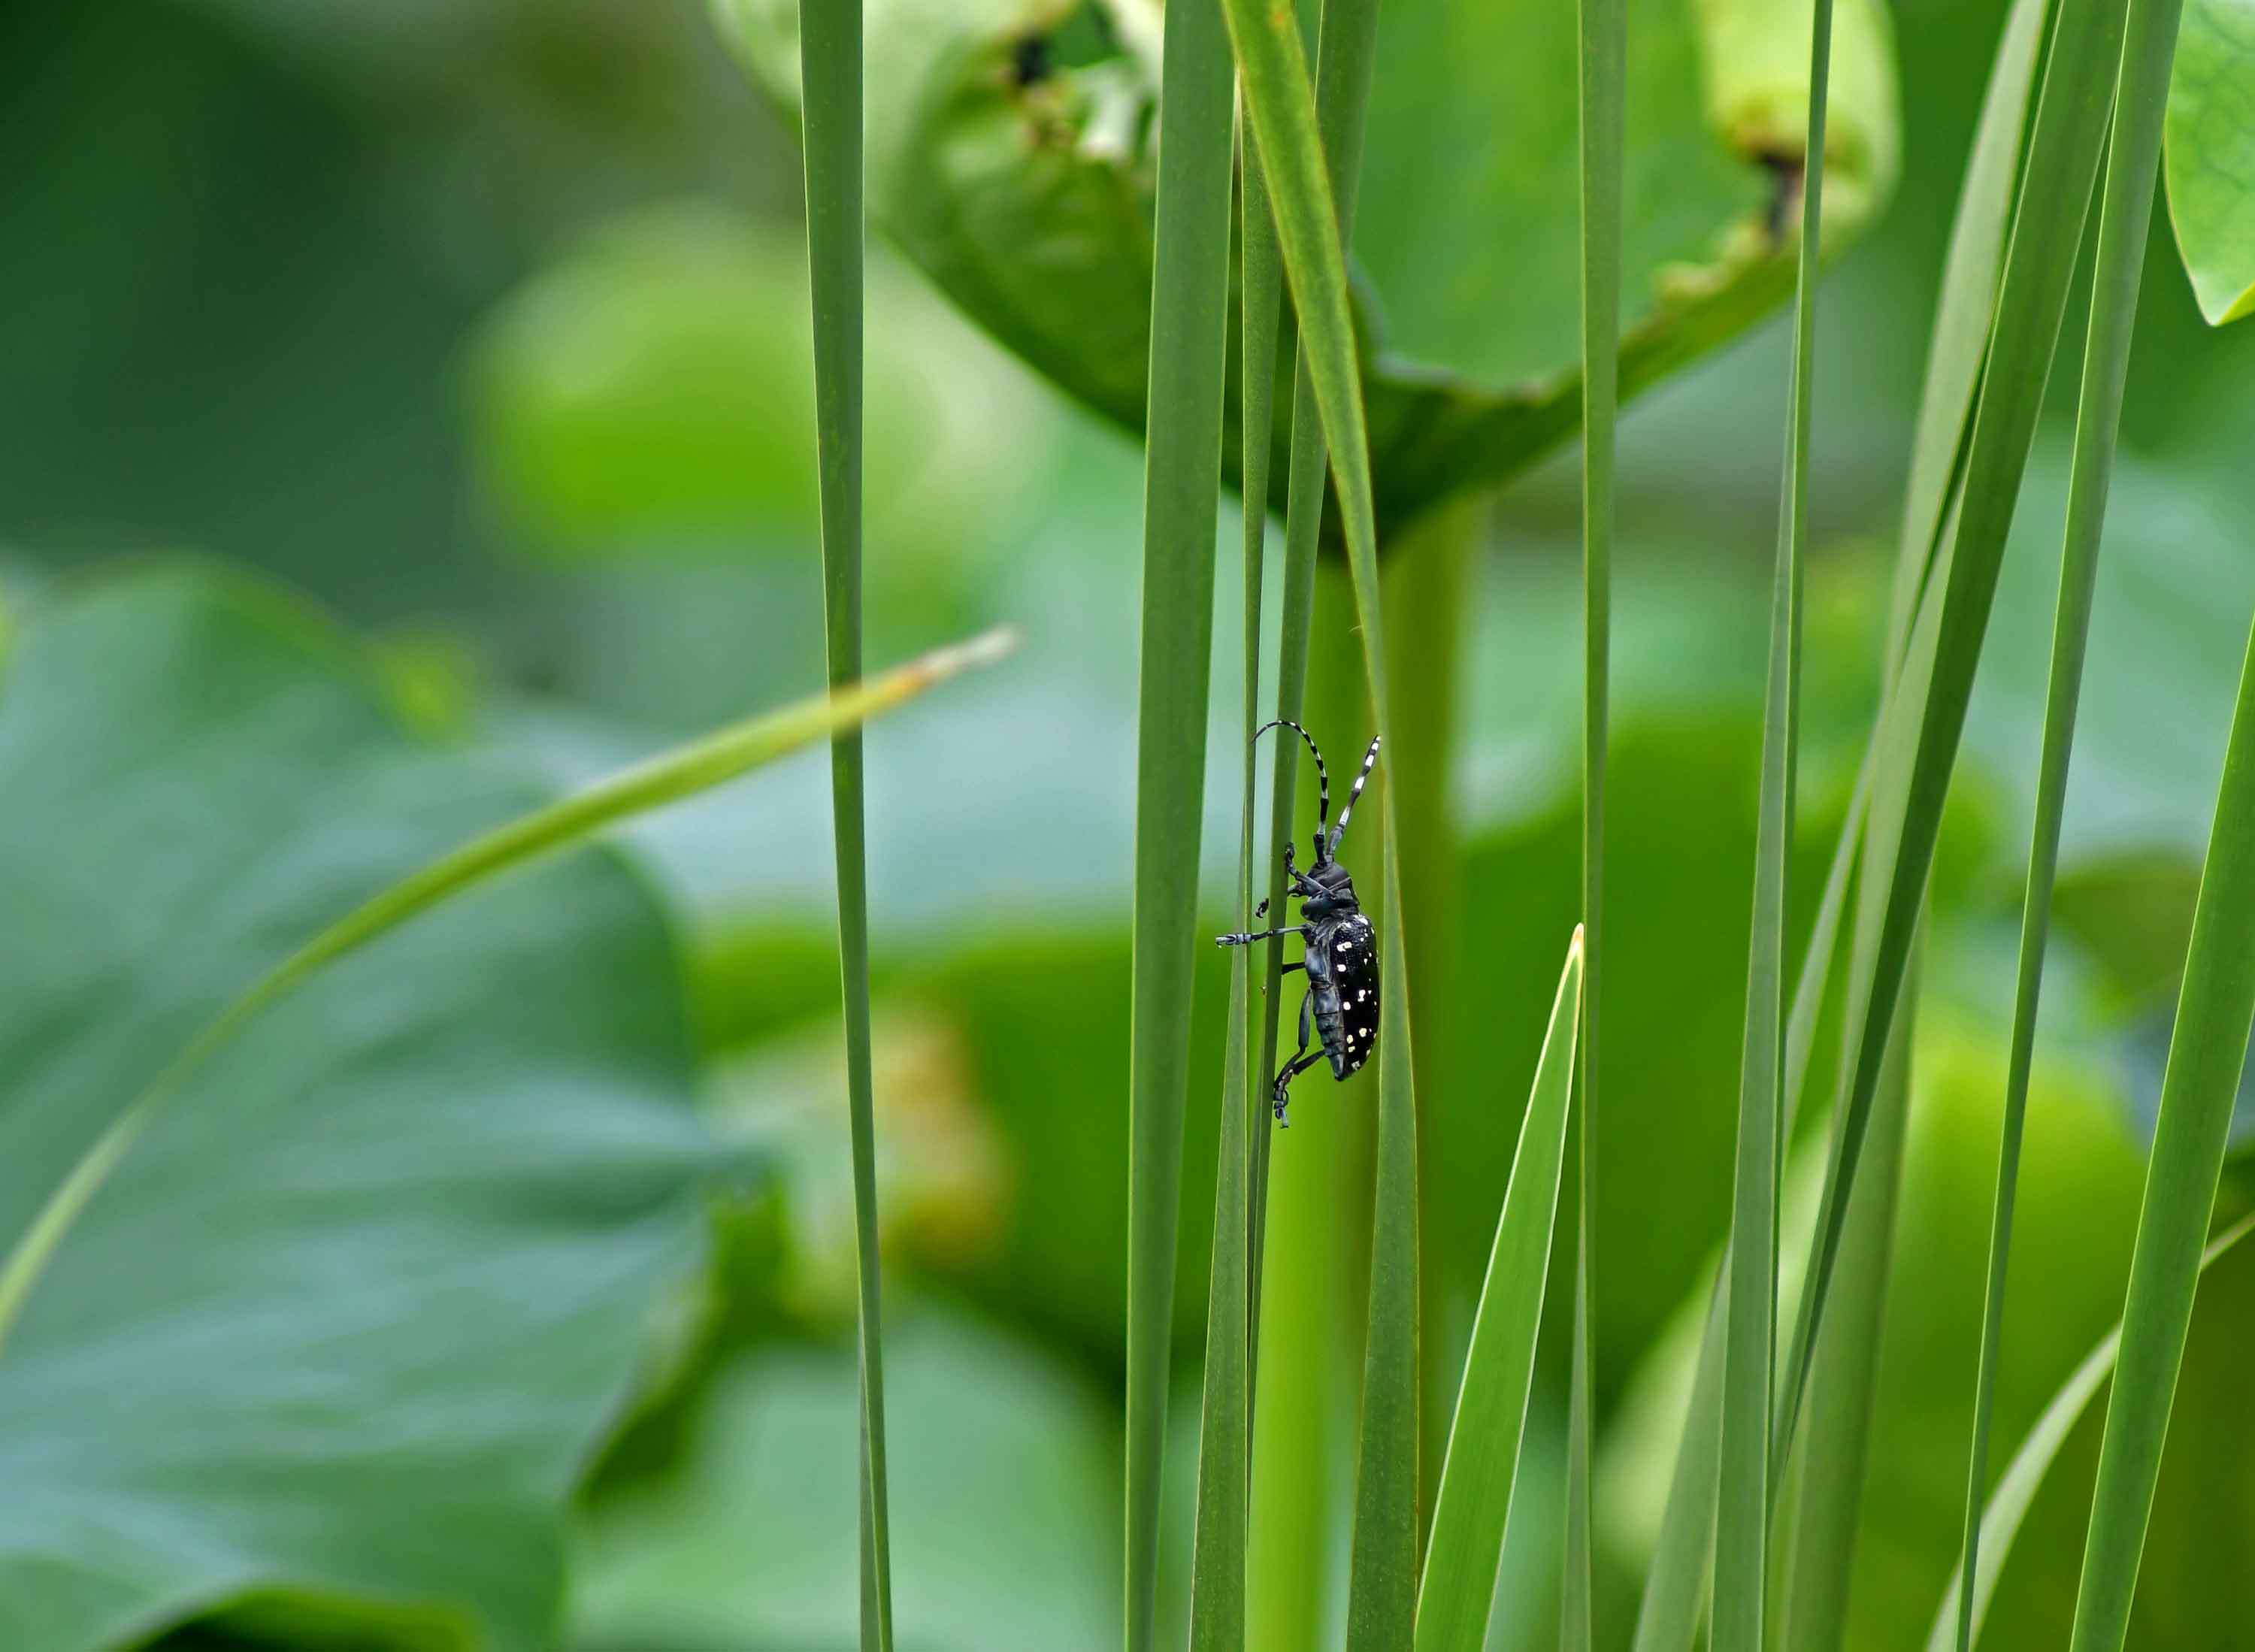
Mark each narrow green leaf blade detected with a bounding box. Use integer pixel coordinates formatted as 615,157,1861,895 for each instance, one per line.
0,625,1018,1354
1628,762,1868,1652
1185,110,1286,1650
1775,0,2129,1466
1631,4,2045,1619
1189,959,1255,1650
1775,950,1915,1652
1928,1215,2255,1652
1239,116,1286,1406
1413,931,1586,1652
1954,0,2180,1639
1717,5,1833,1645
2070,31,2255,1614
2163,0,2255,325
1217,0,1422,1641
1896,0,2057,630
1564,0,1624,1642
796,1,892,1639
1122,0,1239,1642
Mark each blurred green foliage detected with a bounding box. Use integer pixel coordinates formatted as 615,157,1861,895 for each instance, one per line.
4,0,2255,1647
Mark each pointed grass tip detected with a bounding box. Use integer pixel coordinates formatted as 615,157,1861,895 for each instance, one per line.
913,624,1020,682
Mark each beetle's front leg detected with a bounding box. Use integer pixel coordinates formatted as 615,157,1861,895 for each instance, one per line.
1216,924,1306,948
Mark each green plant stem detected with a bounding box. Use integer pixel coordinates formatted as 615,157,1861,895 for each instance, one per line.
1566,0,1624,1641
797,2,891,1640
1123,0,1238,1640
0,628,1016,1357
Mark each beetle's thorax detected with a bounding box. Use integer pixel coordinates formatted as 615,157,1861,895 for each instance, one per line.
1299,858,1359,920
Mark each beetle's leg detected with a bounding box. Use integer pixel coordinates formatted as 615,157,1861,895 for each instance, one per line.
1280,961,1303,975
1270,990,1320,1126
1216,924,1306,948
1272,1051,1324,1126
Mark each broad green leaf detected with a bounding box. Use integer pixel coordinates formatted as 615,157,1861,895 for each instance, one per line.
1953,0,2182,1641
2163,0,2255,325
713,0,1900,540
0,570,713,1652
1927,1215,2255,1652
0,570,1006,1652
795,0,895,1641
1118,0,1236,1643
1413,931,1584,1652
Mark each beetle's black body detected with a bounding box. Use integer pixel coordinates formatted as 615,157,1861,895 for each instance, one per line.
1216,722,1382,1124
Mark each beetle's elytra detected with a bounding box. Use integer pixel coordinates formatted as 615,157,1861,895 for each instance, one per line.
1215,721,1382,1126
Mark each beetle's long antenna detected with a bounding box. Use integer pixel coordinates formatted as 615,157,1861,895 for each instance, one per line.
1328,735,1382,857
1255,719,1332,864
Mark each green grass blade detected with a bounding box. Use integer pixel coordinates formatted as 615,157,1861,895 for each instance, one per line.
2066,44,2255,1637
1413,931,1586,1651
796,2,891,1639
1630,756,1869,1652
1927,1214,2255,1651
1775,949,1915,1652
1123,0,1239,1642
1185,110,1287,1652
1715,6,1832,1647
1564,0,1624,1643
1893,0,2056,649
1774,0,2128,1468
1238,113,1285,1416
1190,955,1255,1652
1243,2,1371,1635
1630,10,2041,1637
1956,5,2178,1642
1215,0,1418,1640
0,628,1016,1355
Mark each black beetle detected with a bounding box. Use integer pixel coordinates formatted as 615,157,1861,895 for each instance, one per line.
1217,720,1381,1124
